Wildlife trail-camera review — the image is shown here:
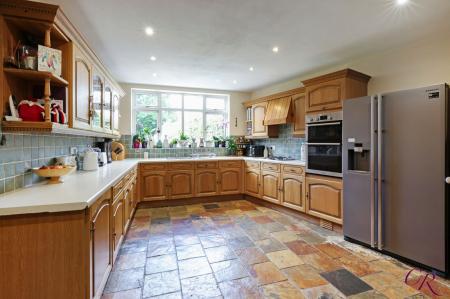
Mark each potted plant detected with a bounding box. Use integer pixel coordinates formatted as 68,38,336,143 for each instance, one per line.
212,136,221,148
226,137,237,155
132,134,141,148
169,138,178,148
179,132,189,148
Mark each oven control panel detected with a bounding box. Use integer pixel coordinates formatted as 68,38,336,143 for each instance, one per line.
306,111,343,124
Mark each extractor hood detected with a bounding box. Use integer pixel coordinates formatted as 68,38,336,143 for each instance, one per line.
263,96,293,125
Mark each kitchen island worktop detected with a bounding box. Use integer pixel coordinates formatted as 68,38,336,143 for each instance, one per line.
0,157,305,216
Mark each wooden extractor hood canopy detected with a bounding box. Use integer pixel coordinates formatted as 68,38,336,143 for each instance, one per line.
263,96,293,125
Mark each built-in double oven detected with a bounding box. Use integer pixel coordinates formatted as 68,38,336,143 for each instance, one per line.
306,111,343,177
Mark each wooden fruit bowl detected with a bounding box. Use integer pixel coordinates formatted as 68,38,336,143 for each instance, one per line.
32,166,76,184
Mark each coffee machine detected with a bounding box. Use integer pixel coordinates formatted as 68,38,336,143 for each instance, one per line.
96,138,112,163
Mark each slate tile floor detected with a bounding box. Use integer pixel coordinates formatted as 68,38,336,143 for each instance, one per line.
102,200,450,299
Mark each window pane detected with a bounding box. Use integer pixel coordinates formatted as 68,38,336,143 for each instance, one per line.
161,110,182,141
206,97,225,110
206,114,225,140
92,76,103,128
184,95,203,109
135,111,158,137
161,93,182,109
136,93,158,107
184,111,203,140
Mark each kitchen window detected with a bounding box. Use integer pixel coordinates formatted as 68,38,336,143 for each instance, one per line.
132,89,229,142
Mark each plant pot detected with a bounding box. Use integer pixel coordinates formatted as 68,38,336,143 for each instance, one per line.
214,141,219,148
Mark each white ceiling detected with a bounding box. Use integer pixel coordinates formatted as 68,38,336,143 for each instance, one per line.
46,0,450,91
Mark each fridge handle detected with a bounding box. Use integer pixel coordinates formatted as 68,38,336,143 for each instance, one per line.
370,96,376,248
377,94,383,250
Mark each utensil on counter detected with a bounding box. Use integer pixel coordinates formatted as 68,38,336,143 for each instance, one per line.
32,165,76,184
83,150,99,171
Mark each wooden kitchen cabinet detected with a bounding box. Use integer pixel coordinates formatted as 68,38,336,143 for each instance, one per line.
292,93,306,136
112,196,124,260
303,69,371,113
305,175,343,224
103,86,113,131
141,171,168,201
251,102,278,138
261,171,280,204
280,173,305,212
244,168,261,198
168,170,195,199
195,169,219,197
89,190,112,299
73,46,92,130
219,168,242,195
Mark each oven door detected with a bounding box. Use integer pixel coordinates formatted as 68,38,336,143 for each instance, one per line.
306,144,342,177
307,122,342,144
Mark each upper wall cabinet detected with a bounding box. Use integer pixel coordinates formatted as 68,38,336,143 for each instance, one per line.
251,102,278,138
292,93,305,136
302,69,371,114
0,0,125,137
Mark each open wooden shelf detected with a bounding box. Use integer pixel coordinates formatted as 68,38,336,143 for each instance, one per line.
1,121,120,138
3,68,69,86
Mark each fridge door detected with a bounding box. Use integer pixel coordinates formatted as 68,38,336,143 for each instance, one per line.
379,84,447,272
343,96,376,246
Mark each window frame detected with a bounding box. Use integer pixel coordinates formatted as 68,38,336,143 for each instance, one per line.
131,88,230,140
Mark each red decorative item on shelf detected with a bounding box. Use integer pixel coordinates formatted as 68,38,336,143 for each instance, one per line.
50,102,66,124
18,99,44,121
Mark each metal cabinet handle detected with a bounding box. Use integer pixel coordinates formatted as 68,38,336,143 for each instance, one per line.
377,94,383,251
445,177,450,184
370,96,376,248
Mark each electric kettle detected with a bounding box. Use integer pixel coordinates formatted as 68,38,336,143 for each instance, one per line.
83,151,99,171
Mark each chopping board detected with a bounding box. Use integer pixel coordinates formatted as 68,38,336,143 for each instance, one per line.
111,141,126,160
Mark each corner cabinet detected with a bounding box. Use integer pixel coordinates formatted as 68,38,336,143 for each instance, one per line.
303,69,371,113
305,175,343,224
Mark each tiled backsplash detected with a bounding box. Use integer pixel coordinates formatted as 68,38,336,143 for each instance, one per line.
252,124,305,160
0,130,95,194
119,135,229,158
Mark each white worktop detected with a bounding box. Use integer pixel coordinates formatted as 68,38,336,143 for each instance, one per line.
0,157,305,216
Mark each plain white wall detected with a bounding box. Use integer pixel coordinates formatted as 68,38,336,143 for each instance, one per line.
119,83,250,136
251,34,450,99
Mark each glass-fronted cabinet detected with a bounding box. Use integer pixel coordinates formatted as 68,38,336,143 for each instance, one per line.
92,74,103,129
103,86,112,130
113,93,120,132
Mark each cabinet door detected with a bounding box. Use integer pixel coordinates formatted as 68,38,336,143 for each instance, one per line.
74,54,91,129
292,93,306,136
90,197,111,298
141,171,167,201
252,102,268,136
195,169,218,197
305,175,343,224
305,78,344,113
244,169,260,198
168,171,194,199
103,86,113,131
281,174,305,212
112,93,120,132
261,171,280,204
112,197,124,259
219,168,241,195
123,186,131,228
92,73,104,129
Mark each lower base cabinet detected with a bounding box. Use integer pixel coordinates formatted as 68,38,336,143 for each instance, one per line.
196,169,219,197
305,174,343,224
244,168,261,197
280,173,305,212
168,170,195,199
261,171,280,204
141,171,168,200
218,168,242,195
112,196,124,259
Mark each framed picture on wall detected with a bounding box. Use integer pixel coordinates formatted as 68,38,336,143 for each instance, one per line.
37,45,62,76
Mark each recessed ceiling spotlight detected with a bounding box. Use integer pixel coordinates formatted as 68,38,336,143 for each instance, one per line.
152,73,157,77
145,27,154,36
150,56,157,61
232,80,237,84
249,66,254,72
396,0,409,5
272,46,279,53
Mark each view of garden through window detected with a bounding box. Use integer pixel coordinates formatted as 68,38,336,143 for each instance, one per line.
133,89,229,144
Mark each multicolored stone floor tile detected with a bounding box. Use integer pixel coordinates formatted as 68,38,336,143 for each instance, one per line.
103,200,450,298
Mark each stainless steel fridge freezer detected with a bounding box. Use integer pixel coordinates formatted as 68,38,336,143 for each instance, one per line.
343,84,449,276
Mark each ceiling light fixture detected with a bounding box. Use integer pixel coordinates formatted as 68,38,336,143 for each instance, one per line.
152,73,157,77
232,80,237,84
272,46,279,53
396,0,409,5
249,66,254,71
150,56,157,61
145,27,154,36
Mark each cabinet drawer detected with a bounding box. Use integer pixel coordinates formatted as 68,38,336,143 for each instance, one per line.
219,160,242,168
141,163,166,171
113,179,124,198
245,161,260,170
196,161,218,169
282,165,304,176
167,162,194,170
262,162,280,172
